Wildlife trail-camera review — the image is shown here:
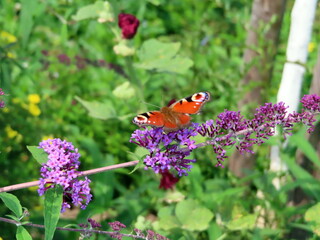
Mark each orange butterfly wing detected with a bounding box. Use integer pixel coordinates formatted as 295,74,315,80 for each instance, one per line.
132,111,165,127
169,92,210,114
132,110,191,130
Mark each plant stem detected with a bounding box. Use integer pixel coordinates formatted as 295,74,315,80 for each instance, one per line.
0,160,139,193
125,56,145,109
0,217,146,239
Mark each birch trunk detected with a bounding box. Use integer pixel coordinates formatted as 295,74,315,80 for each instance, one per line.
270,0,318,188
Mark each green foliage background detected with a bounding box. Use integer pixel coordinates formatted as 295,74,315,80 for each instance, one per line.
1,0,320,239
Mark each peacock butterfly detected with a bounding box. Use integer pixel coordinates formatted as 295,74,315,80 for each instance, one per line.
133,92,210,132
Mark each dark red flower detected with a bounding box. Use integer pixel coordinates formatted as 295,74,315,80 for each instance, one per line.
118,13,140,39
159,170,179,189
57,54,71,66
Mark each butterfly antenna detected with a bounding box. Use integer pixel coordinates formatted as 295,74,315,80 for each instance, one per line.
139,101,160,109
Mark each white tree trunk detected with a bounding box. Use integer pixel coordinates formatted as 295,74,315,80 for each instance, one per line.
277,0,318,112
270,0,318,188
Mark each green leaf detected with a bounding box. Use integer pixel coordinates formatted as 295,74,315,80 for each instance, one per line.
27,146,48,164
147,0,163,5
112,81,136,99
75,96,117,120
290,129,320,168
305,203,320,236
127,148,149,174
135,39,193,74
305,202,320,223
6,214,21,222
207,222,223,240
175,199,214,231
283,153,320,201
0,192,23,217
19,0,35,47
16,226,32,240
158,206,180,230
134,215,152,230
164,191,185,203
226,213,257,231
60,24,68,43
72,1,114,22
44,185,63,240
147,0,162,5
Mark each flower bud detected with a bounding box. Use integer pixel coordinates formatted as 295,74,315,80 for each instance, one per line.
118,13,140,39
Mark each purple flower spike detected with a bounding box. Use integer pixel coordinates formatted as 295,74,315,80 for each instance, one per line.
131,94,320,174
38,138,92,212
301,94,320,112
217,110,246,132
130,127,198,176
109,221,126,231
0,88,6,108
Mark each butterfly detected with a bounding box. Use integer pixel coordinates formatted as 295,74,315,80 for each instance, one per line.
133,92,210,132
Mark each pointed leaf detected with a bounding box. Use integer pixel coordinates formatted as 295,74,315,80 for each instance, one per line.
19,0,35,47
127,148,149,174
305,202,320,223
305,203,320,236
138,39,180,61
283,153,320,201
0,192,23,217
226,213,257,231
135,39,193,74
72,1,114,22
290,129,320,168
44,185,63,240
16,226,32,240
75,96,117,120
27,146,48,164
112,81,135,99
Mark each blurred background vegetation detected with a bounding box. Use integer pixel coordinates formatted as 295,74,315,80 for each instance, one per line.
1,0,320,239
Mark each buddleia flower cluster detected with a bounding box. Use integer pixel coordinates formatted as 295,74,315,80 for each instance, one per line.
0,88,5,108
38,138,92,212
130,94,320,177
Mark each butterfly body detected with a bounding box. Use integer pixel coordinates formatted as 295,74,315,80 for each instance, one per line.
133,92,210,132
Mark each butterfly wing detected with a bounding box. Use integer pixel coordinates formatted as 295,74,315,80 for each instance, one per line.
169,92,210,114
132,110,191,130
132,111,165,127
133,92,210,131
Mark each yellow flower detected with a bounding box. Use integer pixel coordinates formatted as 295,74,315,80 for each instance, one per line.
42,135,54,141
0,31,17,43
5,126,18,139
28,94,41,104
7,52,16,59
28,103,41,116
308,42,316,53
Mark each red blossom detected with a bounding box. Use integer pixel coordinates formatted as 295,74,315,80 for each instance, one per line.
118,13,140,39
159,170,179,189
